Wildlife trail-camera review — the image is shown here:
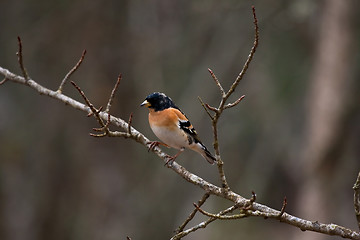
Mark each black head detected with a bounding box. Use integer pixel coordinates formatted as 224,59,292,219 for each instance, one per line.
140,92,178,111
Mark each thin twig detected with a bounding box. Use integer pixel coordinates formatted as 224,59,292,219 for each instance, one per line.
353,171,360,230
197,6,259,197
70,81,95,112
171,204,240,240
217,159,229,190
195,203,287,220
242,191,257,210
106,74,122,113
89,74,123,136
278,197,287,219
250,191,257,202
71,81,107,131
91,113,111,135
90,130,131,138
106,112,111,128
208,6,259,194
16,36,29,80
224,95,245,109
0,78,8,85
197,96,214,120
209,109,229,191
205,103,218,113
58,50,86,93
71,80,134,139
194,203,247,220
208,68,225,97
175,193,210,234
194,193,287,221
90,132,106,137
127,112,133,135
225,5,258,98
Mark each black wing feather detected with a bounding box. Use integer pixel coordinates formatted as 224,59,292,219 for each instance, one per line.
178,120,201,144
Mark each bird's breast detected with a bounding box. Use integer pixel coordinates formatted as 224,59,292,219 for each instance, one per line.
149,109,189,149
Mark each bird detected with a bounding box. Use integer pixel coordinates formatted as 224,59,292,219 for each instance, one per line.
140,92,216,165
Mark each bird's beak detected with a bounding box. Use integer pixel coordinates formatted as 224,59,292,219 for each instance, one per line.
140,99,151,107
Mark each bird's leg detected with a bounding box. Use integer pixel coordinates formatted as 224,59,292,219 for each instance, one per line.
164,148,184,166
147,141,170,152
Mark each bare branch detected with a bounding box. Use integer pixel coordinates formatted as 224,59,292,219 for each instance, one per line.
204,6,259,199
226,5,259,98
192,192,256,220
71,80,132,139
77,75,124,138
16,36,29,80
195,204,290,220
89,132,107,137
70,81,100,117
242,191,257,210
70,81,112,136
1,65,360,239
58,49,87,93
3,7,360,239
70,79,138,141
90,130,132,138
0,66,148,147
194,203,246,220
105,74,122,113
197,96,214,120
127,112,133,135
216,159,229,190
278,197,287,218
175,193,210,234
90,113,111,137
250,191,257,202
353,171,360,230
0,78,8,85
224,95,245,109
208,68,225,97
205,103,218,113
171,204,239,240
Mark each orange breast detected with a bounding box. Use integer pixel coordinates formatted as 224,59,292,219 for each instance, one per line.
149,108,190,129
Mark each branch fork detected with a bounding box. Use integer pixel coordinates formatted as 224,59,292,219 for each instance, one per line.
57,49,87,93
71,77,134,139
195,5,259,196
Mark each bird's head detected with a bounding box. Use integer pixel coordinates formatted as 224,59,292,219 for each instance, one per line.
140,92,177,112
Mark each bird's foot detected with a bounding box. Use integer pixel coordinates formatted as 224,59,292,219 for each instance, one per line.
164,154,177,167
147,141,170,152
164,148,184,167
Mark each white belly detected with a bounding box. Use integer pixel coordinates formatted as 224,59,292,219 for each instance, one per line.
150,125,188,149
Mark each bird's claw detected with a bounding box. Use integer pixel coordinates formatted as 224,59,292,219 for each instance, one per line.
147,141,170,152
147,141,182,167
164,155,176,167
148,141,159,152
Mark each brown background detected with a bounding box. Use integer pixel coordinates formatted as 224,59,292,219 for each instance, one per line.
0,0,359,239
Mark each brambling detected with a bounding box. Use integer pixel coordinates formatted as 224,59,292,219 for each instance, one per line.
140,92,216,165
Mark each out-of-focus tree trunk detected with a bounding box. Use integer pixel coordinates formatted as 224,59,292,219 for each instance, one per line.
294,1,354,240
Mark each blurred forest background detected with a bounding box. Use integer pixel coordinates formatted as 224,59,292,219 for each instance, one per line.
0,0,360,239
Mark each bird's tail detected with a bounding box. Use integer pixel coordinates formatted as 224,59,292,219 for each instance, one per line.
201,146,216,164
